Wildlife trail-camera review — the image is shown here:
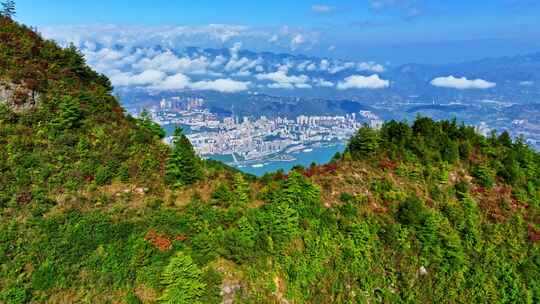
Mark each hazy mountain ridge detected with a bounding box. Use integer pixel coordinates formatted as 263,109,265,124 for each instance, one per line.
83,43,540,100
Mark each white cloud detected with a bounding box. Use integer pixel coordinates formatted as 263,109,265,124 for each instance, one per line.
230,42,243,55
110,70,250,93
225,57,251,71
268,82,295,89
268,34,279,43
43,24,324,67
255,67,309,88
151,74,250,93
329,62,356,74
222,42,263,73
83,47,149,74
337,74,390,90
369,0,424,18
306,63,317,71
233,70,252,77
189,78,251,93
210,55,227,69
312,5,336,13
82,43,386,92
151,73,191,90
314,60,385,74
320,59,330,71
357,61,385,73
430,76,496,90
133,50,210,74
110,70,166,87
296,60,311,71
42,24,249,50
296,83,313,89
42,25,390,93
314,78,335,87
291,34,306,50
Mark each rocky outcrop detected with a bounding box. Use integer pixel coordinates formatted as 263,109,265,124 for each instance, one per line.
0,81,40,112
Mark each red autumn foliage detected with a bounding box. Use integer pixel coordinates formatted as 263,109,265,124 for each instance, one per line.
472,186,486,194
379,159,398,171
474,185,525,222
301,163,339,178
273,170,288,181
175,234,188,241
113,106,124,115
145,230,172,251
303,166,317,178
323,163,338,173
528,225,540,243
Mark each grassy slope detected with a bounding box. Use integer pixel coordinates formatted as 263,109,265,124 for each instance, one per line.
1,17,540,304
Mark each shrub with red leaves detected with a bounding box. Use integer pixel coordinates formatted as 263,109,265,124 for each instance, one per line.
175,234,188,241
323,163,338,173
145,230,173,251
528,225,540,243
379,159,398,171
472,186,486,194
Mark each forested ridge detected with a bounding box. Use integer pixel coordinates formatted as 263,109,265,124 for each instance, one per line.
1,16,540,304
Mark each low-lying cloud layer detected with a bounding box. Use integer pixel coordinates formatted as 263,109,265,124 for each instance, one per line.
39,24,394,93
41,25,514,95
110,70,250,93
58,36,389,93
338,74,390,90
430,76,496,90
42,24,321,57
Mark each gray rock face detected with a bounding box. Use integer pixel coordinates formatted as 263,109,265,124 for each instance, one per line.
221,283,242,304
0,82,40,112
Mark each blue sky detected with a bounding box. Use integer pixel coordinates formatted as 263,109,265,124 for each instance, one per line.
14,0,540,64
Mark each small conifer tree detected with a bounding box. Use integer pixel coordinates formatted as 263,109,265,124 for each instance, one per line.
159,252,206,304
347,125,379,158
1,0,16,18
233,173,250,206
138,109,166,139
165,127,203,188
55,96,82,129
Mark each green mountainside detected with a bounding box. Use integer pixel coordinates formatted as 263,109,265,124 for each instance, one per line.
1,17,540,304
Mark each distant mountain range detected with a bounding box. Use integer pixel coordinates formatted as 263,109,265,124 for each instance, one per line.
96,44,540,108
386,52,540,103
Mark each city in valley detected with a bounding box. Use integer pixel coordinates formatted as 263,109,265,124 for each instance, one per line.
136,94,540,170
142,97,383,167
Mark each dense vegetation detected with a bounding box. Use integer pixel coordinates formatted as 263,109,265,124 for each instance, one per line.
1,16,540,304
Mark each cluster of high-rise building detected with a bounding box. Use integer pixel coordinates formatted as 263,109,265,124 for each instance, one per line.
184,113,366,161
146,97,387,162
159,97,204,111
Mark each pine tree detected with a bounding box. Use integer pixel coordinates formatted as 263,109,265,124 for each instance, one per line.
1,0,15,18
138,109,166,139
165,127,203,188
347,125,379,158
55,96,82,129
233,173,250,206
159,252,206,304
441,137,459,164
